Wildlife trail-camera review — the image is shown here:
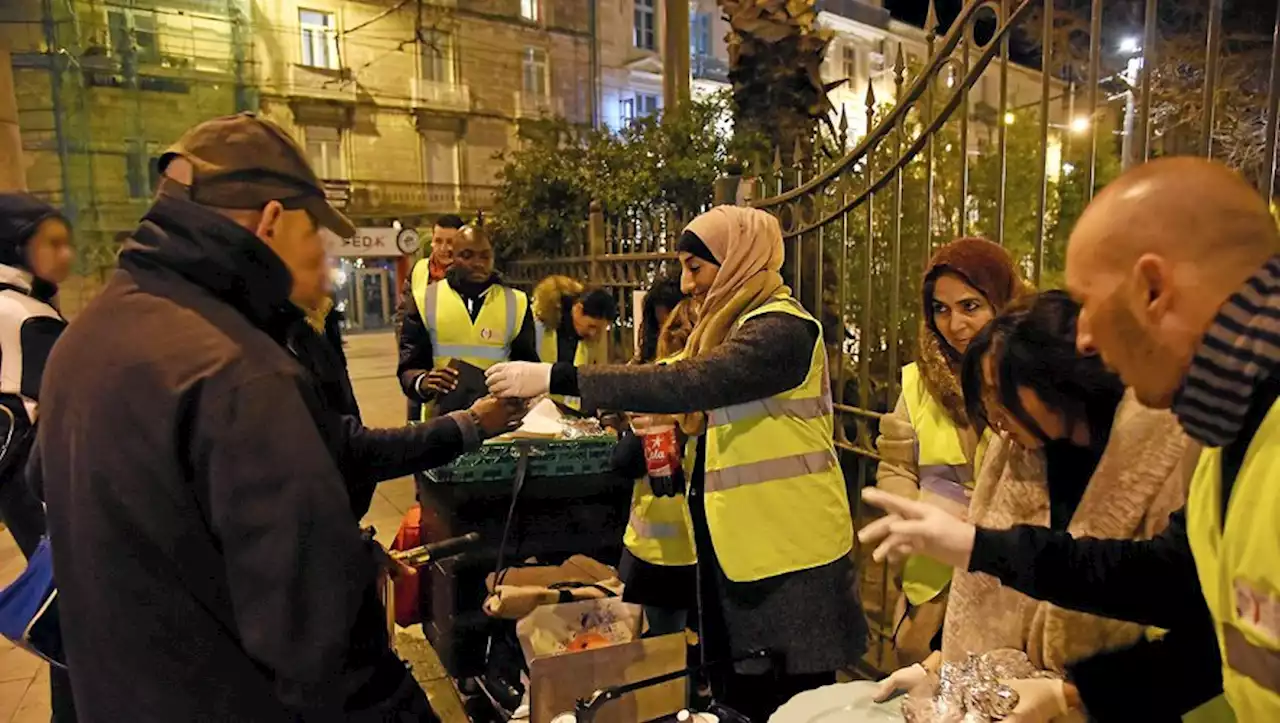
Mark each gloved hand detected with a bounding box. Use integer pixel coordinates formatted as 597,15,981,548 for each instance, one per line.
872,663,929,702
485,361,553,398
857,487,978,569
1001,679,1071,723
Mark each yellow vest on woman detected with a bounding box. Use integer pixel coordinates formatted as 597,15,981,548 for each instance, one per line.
1187,397,1280,723
701,294,853,583
534,319,604,411
412,265,528,419
623,352,697,567
899,362,988,606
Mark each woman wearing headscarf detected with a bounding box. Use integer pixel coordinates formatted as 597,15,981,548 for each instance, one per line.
0,193,76,722
487,206,863,720
876,292,1206,722
874,237,1025,667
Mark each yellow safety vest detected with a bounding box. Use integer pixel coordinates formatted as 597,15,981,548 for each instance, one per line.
412,266,528,419
898,362,989,606
701,294,853,583
534,319,602,411
1187,397,1280,723
623,353,697,567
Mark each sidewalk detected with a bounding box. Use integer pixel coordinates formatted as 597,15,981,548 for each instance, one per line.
0,331,469,722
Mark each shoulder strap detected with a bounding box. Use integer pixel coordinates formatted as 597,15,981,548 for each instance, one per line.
1220,370,1280,526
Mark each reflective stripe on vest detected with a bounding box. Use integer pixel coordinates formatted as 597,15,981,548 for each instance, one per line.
623,352,697,567
535,318,595,409
412,272,527,419
898,362,987,606
1187,396,1280,722
701,294,852,583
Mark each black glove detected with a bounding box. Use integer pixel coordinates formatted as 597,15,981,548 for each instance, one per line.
611,430,647,479
649,464,685,498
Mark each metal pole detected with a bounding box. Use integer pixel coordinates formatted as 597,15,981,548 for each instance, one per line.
1034,0,1052,286
1201,0,1223,157
589,0,600,127
1138,0,1158,162
1262,0,1280,203
996,0,1010,245
1086,0,1102,197
662,0,690,112
958,39,971,237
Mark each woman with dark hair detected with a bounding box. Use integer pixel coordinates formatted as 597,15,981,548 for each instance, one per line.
874,237,1025,668
0,193,75,722
634,277,686,364
881,290,1199,722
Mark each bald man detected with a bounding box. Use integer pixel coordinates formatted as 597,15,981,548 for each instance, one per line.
858,158,1280,722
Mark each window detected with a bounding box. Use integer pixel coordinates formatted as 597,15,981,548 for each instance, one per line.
522,47,548,96
637,93,660,118
691,12,711,57
107,8,160,64
303,126,344,179
420,29,454,83
521,0,541,23
634,0,656,51
842,44,857,80
299,9,340,70
619,98,635,125
422,131,459,186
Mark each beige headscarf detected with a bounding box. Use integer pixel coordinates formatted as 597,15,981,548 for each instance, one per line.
677,205,788,434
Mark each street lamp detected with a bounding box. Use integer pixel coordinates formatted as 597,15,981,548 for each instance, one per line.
1118,37,1141,55
1070,116,1091,135
1004,112,1016,125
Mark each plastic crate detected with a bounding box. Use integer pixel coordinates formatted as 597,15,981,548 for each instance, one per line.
427,436,617,484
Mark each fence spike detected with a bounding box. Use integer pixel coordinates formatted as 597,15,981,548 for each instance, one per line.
838,104,849,145
894,43,906,84
925,0,939,37
772,145,783,173
865,80,877,113
793,136,806,170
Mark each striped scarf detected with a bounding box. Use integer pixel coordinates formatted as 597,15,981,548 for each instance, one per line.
1172,255,1280,447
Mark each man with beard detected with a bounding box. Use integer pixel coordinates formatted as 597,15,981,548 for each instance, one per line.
398,223,539,419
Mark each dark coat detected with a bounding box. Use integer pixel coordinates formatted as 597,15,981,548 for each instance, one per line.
33,195,389,722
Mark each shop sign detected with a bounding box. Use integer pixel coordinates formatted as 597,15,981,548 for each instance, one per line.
323,227,405,258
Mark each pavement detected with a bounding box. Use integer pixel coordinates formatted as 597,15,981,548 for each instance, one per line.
0,331,471,723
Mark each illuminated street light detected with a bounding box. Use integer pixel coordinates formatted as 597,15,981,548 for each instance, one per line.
1118,37,1140,54
1063,162,1076,175
1070,116,1091,134
1004,112,1016,125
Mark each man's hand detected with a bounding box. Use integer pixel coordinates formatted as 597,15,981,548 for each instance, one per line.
1001,679,1072,723
419,367,460,396
872,663,929,702
469,396,528,437
857,487,978,569
485,361,553,398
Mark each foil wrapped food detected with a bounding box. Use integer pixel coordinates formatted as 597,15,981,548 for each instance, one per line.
901,649,1061,723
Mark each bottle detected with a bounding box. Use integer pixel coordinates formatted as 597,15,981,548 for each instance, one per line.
640,420,683,496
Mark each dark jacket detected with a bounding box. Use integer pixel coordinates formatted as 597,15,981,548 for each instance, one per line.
284,307,483,519
33,195,389,722
396,270,539,403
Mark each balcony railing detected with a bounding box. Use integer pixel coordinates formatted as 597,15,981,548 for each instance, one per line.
412,78,471,112
348,180,498,216
692,54,729,84
284,64,358,103
513,91,564,119
816,0,891,28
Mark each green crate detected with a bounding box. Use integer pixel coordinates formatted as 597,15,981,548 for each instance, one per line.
427,436,617,484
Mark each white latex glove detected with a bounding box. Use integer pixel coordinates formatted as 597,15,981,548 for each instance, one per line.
857,487,977,569
1002,679,1070,723
872,663,929,702
485,361,553,398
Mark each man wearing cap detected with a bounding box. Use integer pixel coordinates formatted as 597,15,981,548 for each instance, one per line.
30,113,440,722
397,222,539,418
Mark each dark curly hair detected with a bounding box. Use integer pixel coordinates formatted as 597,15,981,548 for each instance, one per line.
636,277,686,363
961,290,1124,446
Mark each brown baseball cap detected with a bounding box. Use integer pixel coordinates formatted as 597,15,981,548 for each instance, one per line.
158,112,355,237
